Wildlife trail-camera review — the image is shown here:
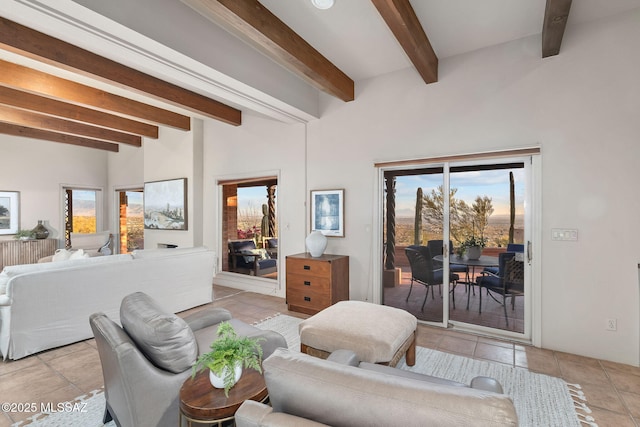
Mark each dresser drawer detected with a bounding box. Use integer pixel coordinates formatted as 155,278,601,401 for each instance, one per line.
286,257,331,277
286,273,330,293
287,287,331,312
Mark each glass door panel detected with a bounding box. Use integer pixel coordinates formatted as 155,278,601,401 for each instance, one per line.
447,163,526,333
383,168,447,325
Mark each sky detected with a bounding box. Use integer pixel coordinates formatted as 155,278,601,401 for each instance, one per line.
394,169,525,218
237,187,270,214
233,168,525,219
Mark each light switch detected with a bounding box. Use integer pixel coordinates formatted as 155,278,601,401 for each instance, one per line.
551,228,578,241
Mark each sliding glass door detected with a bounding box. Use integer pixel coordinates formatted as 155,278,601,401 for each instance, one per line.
382,155,532,339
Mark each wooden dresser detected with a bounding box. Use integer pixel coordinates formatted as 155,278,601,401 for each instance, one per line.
0,239,58,270
285,253,349,315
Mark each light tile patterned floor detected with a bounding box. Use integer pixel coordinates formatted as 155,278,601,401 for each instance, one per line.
0,285,638,426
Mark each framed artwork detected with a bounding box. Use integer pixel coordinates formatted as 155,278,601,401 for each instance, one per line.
0,191,19,235
144,178,188,230
310,189,344,237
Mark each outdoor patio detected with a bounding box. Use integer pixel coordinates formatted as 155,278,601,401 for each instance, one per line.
383,246,525,334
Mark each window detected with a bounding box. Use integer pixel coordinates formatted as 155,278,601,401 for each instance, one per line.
63,187,102,248
117,189,144,253
220,177,278,279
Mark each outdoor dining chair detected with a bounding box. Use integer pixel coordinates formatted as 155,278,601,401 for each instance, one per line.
476,252,524,327
404,246,460,311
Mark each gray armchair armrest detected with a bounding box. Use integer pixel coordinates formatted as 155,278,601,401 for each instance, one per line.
182,307,232,331
470,376,504,394
327,349,360,366
235,400,273,427
327,350,504,394
236,400,326,427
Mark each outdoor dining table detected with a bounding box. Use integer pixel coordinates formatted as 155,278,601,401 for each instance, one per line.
433,254,499,309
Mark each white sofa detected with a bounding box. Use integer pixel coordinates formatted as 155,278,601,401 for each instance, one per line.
0,246,215,360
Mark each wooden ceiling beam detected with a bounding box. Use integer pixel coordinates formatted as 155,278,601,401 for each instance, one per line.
0,59,190,130
542,0,572,58
181,0,354,102
0,104,142,146
371,0,438,84
0,87,158,138
0,122,119,152
0,17,241,126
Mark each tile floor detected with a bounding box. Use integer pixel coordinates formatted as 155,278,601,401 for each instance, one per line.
1,285,639,427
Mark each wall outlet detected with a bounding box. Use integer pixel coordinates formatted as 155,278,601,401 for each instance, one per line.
606,318,617,331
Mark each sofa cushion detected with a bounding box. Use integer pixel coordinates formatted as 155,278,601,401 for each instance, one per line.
3,254,133,279
120,292,198,374
1,258,76,295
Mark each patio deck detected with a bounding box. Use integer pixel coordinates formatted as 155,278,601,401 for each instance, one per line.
383,246,524,333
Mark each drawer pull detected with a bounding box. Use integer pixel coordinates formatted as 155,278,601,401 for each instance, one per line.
304,281,311,286
304,296,311,301
303,265,311,270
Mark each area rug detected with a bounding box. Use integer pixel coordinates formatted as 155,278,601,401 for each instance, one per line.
15,314,596,427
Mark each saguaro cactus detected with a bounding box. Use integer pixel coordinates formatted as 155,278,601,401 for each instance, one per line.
414,187,423,245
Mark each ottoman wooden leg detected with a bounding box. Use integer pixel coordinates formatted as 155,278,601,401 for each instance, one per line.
405,335,416,366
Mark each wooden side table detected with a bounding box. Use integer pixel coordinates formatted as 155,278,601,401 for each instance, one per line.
179,368,267,426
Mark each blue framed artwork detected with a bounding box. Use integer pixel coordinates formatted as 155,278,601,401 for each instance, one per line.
310,189,344,237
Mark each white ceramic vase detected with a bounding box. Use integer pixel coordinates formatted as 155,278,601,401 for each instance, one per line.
466,246,482,260
209,363,242,389
306,231,328,257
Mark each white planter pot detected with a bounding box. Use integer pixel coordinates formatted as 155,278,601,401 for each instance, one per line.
209,363,242,389
305,231,327,257
466,246,482,260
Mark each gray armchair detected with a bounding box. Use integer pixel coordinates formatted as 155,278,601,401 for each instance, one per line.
90,292,286,427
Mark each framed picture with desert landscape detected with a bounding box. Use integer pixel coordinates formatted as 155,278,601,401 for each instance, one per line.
143,178,188,230
310,189,344,237
0,191,20,235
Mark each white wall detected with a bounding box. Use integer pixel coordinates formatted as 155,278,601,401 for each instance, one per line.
302,10,640,365
201,112,306,297
0,135,108,246
142,123,199,250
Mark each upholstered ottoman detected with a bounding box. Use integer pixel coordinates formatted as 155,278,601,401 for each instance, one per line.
298,300,417,366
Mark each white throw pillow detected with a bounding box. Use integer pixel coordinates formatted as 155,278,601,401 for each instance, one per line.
69,249,89,260
52,249,72,262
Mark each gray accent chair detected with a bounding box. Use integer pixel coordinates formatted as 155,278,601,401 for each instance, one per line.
90,292,286,427
235,348,518,427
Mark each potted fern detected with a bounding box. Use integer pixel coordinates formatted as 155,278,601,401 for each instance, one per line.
191,321,264,396
14,229,34,240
